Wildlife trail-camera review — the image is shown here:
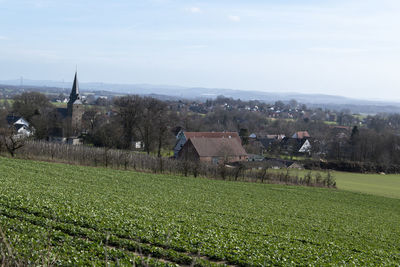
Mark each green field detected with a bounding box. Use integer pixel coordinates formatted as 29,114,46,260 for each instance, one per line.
0,99,13,105
281,169,400,199
334,171,400,199
0,157,399,266
323,121,338,125
51,102,67,108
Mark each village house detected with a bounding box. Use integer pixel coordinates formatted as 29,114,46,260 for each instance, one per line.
178,137,248,164
174,130,241,158
279,131,312,154
6,115,33,137
292,131,310,139
298,139,312,153
251,133,286,153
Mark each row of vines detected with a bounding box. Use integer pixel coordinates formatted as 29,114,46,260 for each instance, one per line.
9,141,337,188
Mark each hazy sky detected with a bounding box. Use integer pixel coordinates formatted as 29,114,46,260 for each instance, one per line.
1,0,400,100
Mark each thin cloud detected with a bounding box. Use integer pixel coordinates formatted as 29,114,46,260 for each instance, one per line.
186,7,201,14
61,17,85,22
309,47,369,54
0,35,9,40
228,15,240,22
183,44,208,50
30,0,53,8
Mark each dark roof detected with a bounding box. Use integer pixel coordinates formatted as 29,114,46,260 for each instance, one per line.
281,137,307,145
259,138,280,148
185,137,247,157
265,158,294,168
264,160,287,168
173,126,184,137
184,132,241,144
14,124,25,131
6,115,21,125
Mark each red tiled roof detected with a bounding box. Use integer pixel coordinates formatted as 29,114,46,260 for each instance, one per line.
293,131,310,139
184,132,241,144
186,137,247,157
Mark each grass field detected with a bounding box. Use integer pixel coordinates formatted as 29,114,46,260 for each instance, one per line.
0,99,13,105
51,102,67,108
334,171,400,199
0,157,399,266
1,99,65,107
281,169,400,199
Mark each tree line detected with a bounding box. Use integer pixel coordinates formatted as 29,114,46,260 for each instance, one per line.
2,91,400,172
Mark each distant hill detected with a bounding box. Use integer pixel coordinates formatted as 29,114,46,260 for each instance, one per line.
2,78,400,114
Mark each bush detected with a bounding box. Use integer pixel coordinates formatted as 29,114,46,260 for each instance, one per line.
302,159,400,174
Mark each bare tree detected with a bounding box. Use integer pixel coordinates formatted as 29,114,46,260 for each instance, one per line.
0,126,26,157
0,107,7,128
135,97,172,155
12,92,52,121
82,107,104,133
0,108,7,153
31,107,61,139
114,95,143,149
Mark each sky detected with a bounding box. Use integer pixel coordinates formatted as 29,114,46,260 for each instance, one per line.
1,0,400,100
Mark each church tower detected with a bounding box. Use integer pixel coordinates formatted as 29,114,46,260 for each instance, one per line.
67,71,84,133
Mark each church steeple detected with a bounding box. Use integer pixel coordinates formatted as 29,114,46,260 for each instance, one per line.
68,71,80,105
66,70,84,134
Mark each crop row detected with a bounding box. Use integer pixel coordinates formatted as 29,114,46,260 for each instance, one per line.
0,204,223,266
0,214,174,266
1,189,397,266
0,157,400,265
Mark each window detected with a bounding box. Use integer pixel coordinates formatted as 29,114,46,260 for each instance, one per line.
212,157,219,164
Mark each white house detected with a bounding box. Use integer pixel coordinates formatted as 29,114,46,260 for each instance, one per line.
299,139,311,153
6,115,34,137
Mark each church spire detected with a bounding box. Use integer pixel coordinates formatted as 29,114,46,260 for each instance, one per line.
68,71,80,105
66,70,84,134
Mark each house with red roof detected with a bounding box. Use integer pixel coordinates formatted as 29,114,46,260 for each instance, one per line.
292,131,310,139
178,137,248,164
173,130,241,158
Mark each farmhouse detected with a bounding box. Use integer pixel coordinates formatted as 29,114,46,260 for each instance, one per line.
280,135,312,154
174,130,241,158
6,115,33,137
178,137,248,164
